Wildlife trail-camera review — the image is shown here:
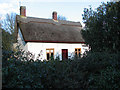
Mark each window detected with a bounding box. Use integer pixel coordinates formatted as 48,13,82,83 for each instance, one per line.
46,48,54,60
75,48,81,57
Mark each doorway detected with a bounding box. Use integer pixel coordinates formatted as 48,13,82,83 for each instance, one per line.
62,49,68,60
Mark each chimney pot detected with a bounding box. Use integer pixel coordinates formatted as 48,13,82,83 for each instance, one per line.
20,6,26,17
52,11,57,20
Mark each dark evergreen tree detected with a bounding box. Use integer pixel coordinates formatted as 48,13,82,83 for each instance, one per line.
82,2,120,53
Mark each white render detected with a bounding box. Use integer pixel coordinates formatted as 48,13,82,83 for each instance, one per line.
17,29,28,51
17,29,89,61
27,42,89,61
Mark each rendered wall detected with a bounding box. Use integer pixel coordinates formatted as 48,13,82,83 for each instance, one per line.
27,42,89,61
17,29,28,51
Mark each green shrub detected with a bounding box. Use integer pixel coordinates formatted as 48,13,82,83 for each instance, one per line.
2,50,120,88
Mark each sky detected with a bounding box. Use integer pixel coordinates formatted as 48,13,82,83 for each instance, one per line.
0,0,111,26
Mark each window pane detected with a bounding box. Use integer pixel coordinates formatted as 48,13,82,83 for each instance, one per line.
79,52,81,57
51,53,53,58
51,50,53,52
75,49,77,51
46,50,49,53
75,52,77,55
47,53,49,60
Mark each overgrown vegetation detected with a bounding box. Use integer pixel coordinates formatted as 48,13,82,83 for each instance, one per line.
2,51,120,88
2,29,13,51
2,1,120,88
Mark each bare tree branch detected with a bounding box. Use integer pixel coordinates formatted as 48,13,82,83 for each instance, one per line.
2,13,16,34
57,15,67,20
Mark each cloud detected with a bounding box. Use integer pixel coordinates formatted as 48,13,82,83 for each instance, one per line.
0,3,13,14
0,2,19,20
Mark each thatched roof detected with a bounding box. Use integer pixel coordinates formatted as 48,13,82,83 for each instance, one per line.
16,15,85,43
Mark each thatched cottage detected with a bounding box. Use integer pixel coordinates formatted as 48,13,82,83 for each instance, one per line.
15,6,89,61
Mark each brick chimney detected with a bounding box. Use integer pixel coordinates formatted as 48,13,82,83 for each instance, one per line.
52,11,57,20
20,6,26,17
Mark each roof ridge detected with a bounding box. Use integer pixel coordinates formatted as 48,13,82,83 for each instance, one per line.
24,15,80,23
16,15,82,27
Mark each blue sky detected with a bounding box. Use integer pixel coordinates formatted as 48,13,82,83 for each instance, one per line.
0,0,110,26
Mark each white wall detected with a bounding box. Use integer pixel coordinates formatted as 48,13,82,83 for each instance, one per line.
27,42,89,61
17,29,28,51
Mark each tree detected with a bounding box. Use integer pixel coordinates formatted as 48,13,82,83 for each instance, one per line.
2,13,16,51
57,15,67,20
2,29,13,51
82,2,120,53
2,13,16,34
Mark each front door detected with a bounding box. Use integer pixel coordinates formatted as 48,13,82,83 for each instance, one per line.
62,49,68,60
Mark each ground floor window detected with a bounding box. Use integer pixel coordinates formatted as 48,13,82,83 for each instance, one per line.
46,48,54,60
75,48,81,57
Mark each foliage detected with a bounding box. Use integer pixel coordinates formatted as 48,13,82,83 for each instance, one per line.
2,50,120,88
82,2,120,53
2,13,16,51
2,29,13,51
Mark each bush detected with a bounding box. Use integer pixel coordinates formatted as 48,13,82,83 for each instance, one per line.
2,50,120,88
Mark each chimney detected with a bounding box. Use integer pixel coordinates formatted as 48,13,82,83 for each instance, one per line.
52,11,57,20
20,6,26,17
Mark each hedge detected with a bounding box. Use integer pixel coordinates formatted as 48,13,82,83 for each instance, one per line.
2,51,120,88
